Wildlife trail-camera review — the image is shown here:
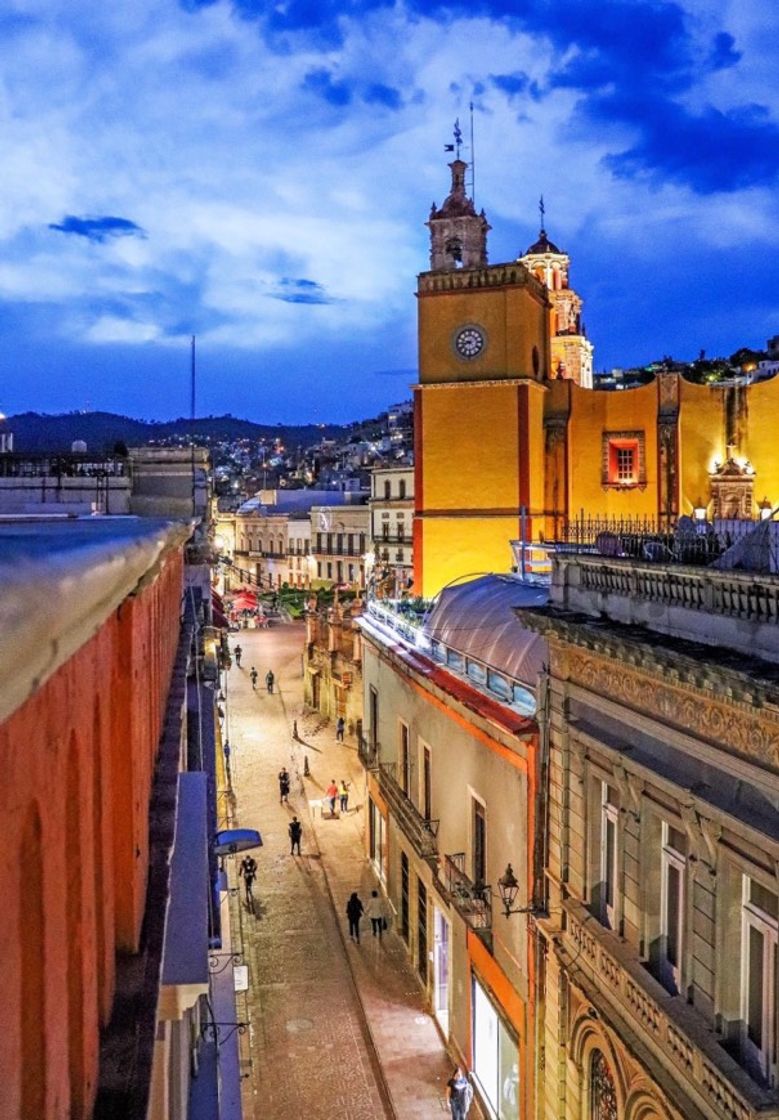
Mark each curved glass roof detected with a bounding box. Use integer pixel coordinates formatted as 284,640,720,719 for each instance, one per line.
425,574,548,689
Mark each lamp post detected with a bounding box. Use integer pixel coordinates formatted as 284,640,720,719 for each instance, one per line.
496,863,539,918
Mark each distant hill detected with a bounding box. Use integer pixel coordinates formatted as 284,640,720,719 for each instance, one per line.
4,411,352,454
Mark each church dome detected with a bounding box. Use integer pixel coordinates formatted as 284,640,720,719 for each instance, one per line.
524,227,563,255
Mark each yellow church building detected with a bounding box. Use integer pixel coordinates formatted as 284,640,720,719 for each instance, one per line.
414,158,779,598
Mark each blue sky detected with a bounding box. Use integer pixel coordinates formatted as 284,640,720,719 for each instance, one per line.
1,0,777,423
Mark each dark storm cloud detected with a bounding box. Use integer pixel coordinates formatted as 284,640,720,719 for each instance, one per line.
362,83,404,110
599,97,779,193
302,67,353,106
273,278,334,305
48,215,145,242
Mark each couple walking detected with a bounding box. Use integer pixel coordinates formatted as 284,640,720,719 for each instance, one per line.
345,889,389,943
326,778,350,815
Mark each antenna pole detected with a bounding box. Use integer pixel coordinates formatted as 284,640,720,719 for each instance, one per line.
469,101,476,207
190,335,196,421
190,335,197,518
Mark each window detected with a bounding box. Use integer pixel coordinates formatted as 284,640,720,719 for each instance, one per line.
401,852,410,942
472,977,519,1120
472,797,487,887
399,721,410,795
317,561,322,578
660,822,686,993
369,799,387,882
589,1050,617,1120
326,533,333,553
511,682,536,715
369,686,379,748
347,533,354,554
348,564,354,582
422,745,432,821
336,561,343,582
486,669,511,701
336,533,343,554
602,431,645,488
384,480,391,499
327,562,332,580
741,875,778,1085
399,479,407,499
316,532,323,552
417,880,428,983
599,783,618,929
446,648,465,672
467,659,487,686
382,523,390,540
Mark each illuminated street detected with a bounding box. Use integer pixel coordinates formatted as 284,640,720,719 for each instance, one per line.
222,621,467,1120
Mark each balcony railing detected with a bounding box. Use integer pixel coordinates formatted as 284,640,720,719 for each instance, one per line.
358,736,379,771
438,852,492,935
562,899,779,1120
377,762,438,862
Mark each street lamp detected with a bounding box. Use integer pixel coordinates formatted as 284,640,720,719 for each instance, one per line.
496,863,538,918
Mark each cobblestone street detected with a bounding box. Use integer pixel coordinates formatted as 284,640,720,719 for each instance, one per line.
222,621,462,1120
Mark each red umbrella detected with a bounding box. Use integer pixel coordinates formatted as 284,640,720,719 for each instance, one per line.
233,592,258,611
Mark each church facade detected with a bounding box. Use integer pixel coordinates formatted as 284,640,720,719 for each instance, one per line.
414,160,779,598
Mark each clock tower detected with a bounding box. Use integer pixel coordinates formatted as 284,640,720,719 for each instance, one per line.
413,158,552,597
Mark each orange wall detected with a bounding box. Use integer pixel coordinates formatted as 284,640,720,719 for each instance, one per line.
741,376,779,510
418,282,548,384
0,549,183,1120
565,380,659,519
678,379,724,514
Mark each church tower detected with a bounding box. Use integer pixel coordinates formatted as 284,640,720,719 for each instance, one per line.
518,208,594,388
413,155,551,597
427,159,490,270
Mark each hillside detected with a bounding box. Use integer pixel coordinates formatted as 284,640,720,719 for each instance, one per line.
4,411,353,454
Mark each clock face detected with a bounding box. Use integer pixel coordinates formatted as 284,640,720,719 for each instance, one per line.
454,325,485,360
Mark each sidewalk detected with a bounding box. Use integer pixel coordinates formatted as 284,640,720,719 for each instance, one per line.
223,623,466,1120
294,710,458,1118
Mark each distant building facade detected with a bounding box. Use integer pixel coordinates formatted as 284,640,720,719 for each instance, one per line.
303,595,363,731
369,465,414,595
311,502,370,590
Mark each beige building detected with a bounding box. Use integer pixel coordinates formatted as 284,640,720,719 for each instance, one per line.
217,497,312,590
369,465,414,595
311,502,369,589
517,547,779,1120
358,576,546,1120
303,596,364,731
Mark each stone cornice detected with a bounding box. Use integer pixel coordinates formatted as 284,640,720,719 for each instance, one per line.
516,607,779,774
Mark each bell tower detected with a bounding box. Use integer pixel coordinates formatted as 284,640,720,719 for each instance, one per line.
518,200,594,388
413,152,552,598
427,159,490,271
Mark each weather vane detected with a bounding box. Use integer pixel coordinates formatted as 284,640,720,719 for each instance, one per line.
444,118,463,159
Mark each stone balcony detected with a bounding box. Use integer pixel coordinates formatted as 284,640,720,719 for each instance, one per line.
560,899,779,1120
377,762,438,863
552,553,779,664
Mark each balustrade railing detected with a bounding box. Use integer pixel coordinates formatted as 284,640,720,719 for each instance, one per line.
439,852,492,933
357,735,379,771
562,900,779,1120
377,762,438,862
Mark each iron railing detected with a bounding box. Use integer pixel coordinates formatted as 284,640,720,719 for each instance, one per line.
377,762,439,862
438,852,492,934
0,452,128,478
358,735,379,771
556,514,779,573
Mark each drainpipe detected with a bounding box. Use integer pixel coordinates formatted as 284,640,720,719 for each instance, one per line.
533,667,552,1120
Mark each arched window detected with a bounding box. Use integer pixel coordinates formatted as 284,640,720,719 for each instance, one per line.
384,480,391,500
399,479,406,499
590,1050,617,1120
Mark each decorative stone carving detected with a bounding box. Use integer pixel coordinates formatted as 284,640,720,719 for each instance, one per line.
709,450,755,520
566,648,779,772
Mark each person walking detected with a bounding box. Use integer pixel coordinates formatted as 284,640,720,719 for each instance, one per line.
278,766,290,805
265,669,275,694
446,1066,474,1120
365,889,387,939
336,716,345,742
250,666,258,690
239,854,257,907
339,779,350,814
346,892,364,942
234,643,242,667
289,816,303,855
325,779,339,817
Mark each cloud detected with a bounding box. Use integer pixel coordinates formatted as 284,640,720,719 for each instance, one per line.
302,67,353,106
48,215,145,243
272,278,334,305
362,82,403,110
707,31,741,71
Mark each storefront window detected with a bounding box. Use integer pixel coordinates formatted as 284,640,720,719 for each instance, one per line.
472,977,519,1119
